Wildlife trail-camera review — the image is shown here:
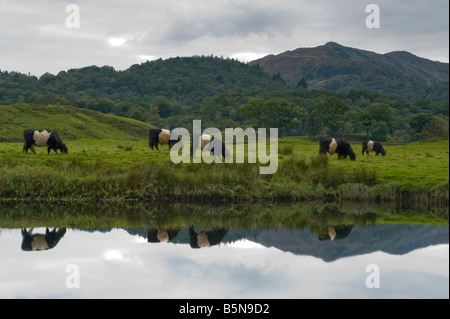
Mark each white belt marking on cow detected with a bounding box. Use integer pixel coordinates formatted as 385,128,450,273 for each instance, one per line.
329,138,338,154
33,130,51,147
328,226,336,241
157,229,169,243
159,129,171,145
200,134,213,150
197,231,211,247
367,140,374,152
31,234,49,250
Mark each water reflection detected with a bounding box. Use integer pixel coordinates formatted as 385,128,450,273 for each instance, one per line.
0,201,448,298
318,225,353,241
21,228,66,252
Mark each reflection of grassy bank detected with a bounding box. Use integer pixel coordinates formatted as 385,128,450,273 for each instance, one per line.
0,201,447,229
0,139,448,205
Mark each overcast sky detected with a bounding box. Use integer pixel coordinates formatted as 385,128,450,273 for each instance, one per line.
0,0,448,77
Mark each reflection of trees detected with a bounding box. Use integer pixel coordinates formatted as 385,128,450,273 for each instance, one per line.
1,200,447,231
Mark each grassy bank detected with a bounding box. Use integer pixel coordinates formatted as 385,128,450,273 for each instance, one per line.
0,138,448,205
0,103,154,140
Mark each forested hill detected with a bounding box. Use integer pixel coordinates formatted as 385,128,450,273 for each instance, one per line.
0,51,448,142
0,55,292,107
249,42,449,101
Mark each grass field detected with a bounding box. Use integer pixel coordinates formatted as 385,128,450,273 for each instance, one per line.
0,136,448,205
0,103,153,140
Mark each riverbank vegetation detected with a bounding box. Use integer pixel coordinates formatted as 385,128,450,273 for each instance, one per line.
0,137,447,206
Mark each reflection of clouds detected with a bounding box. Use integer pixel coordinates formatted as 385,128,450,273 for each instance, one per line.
226,239,265,249
0,229,448,299
104,250,126,261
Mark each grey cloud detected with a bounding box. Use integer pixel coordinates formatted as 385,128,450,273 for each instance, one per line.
162,2,300,44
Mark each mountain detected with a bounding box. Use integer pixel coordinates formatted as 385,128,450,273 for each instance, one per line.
249,42,449,100
247,224,449,262
0,103,154,141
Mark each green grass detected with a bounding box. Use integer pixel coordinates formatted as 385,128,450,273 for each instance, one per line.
0,137,448,206
0,103,154,140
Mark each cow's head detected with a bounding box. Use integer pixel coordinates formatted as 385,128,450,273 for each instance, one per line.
60,144,68,154
349,152,356,161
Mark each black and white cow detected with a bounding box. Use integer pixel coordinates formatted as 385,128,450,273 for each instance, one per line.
318,225,354,241
149,128,179,150
21,228,66,251
319,137,356,160
188,227,228,249
362,140,386,156
190,134,230,160
147,228,180,243
23,129,68,154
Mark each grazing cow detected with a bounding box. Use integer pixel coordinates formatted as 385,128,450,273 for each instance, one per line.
319,137,356,160
362,140,386,156
190,134,230,160
149,128,179,150
21,228,66,251
23,129,68,154
188,227,228,249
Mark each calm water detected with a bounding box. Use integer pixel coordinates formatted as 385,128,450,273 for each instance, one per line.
0,202,448,299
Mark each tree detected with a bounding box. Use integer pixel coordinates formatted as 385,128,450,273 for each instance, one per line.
305,111,322,138
313,96,350,135
95,97,114,113
410,113,433,136
153,97,173,118
240,98,266,126
353,103,393,140
240,98,306,135
297,77,308,90
411,114,449,140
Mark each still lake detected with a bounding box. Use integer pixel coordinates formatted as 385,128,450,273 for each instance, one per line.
0,201,448,299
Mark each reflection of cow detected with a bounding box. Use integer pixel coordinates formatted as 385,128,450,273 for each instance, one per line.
319,137,356,160
21,228,66,251
318,225,353,241
362,140,386,156
147,228,180,243
149,129,179,151
23,130,68,154
189,227,228,249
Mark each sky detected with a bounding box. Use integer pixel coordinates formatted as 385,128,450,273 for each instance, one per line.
0,0,448,77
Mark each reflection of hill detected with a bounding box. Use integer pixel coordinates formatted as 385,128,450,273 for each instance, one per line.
122,224,449,262
247,224,449,262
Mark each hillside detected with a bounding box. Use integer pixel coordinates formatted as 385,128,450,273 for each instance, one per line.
249,42,449,101
0,104,154,141
0,55,292,107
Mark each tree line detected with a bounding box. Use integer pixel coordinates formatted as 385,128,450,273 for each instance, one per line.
0,56,448,142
